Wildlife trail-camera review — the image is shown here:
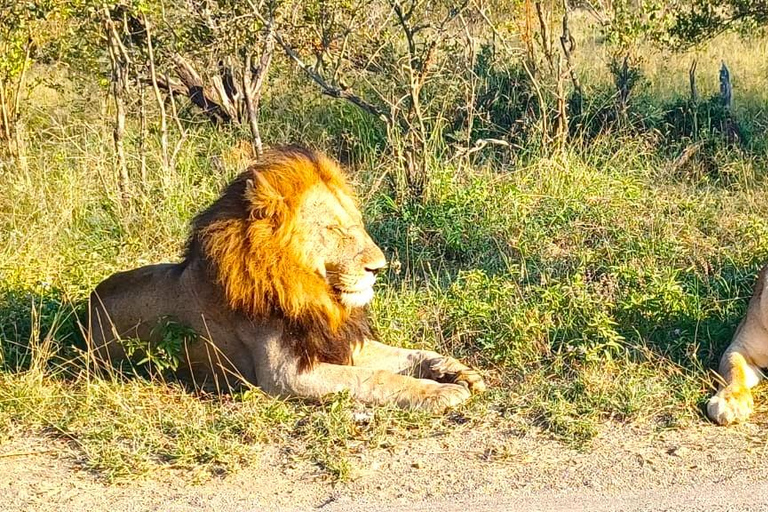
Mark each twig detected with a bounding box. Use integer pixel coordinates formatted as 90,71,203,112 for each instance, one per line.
669,141,703,174
581,0,609,26
277,32,391,124
0,450,56,459
167,71,188,171
243,17,275,155
139,76,186,96
452,138,510,162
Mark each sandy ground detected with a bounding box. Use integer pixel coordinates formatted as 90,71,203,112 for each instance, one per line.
3,414,768,512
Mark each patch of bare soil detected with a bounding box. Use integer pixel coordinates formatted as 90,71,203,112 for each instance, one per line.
3,415,768,512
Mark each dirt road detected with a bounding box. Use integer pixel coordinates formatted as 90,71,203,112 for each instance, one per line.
326,480,768,512
325,480,768,512
3,419,768,512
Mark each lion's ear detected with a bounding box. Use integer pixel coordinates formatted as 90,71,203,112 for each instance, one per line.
246,172,285,219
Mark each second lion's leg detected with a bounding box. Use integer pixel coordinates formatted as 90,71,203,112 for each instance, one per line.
707,266,768,426
353,340,486,394
707,348,762,425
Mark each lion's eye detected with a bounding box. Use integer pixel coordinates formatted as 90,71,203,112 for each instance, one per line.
326,225,347,236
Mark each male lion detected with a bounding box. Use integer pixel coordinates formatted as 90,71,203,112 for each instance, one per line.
88,146,485,411
707,264,768,425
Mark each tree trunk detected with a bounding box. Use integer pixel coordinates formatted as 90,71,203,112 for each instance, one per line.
104,8,130,201
143,13,169,173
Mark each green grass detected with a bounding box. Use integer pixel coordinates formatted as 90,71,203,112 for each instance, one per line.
363,140,766,444
2,23,768,481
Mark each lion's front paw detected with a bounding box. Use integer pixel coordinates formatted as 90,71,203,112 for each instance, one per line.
707,386,754,425
452,368,487,394
413,382,471,413
424,357,487,394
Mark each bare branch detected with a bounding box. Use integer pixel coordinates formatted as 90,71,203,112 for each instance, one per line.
172,53,233,124
143,12,169,172
452,137,510,161
581,0,609,26
559,0,582,98
12,38,32,123
535,2,555,72
210,74,239,120
270,28,391,124
139,75,187,96
102,7,132,66
243,19,275,155
469,0,547,141
0,79,10,142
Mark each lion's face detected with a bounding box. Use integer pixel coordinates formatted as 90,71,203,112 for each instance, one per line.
295,183,386,309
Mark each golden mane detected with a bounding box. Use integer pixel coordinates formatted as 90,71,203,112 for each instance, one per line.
183,145,371,370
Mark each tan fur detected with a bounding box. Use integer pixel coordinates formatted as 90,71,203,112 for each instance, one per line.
88,146,485,411
707,265,768,425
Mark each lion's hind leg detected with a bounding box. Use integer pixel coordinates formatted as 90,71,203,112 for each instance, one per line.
707,350,762,425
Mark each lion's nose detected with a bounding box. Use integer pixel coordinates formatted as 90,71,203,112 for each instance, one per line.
366,265,384,276
364,247,387,275
365,259,386,275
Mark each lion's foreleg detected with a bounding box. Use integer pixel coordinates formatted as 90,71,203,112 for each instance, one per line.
353,340,486,394
263,355,470,412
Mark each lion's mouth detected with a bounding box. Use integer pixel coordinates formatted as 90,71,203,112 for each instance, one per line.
333,273,377,308
337,287,375,308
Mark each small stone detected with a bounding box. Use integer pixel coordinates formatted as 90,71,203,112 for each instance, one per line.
411,461,422,469
667,445,688,457
353,411,373,424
